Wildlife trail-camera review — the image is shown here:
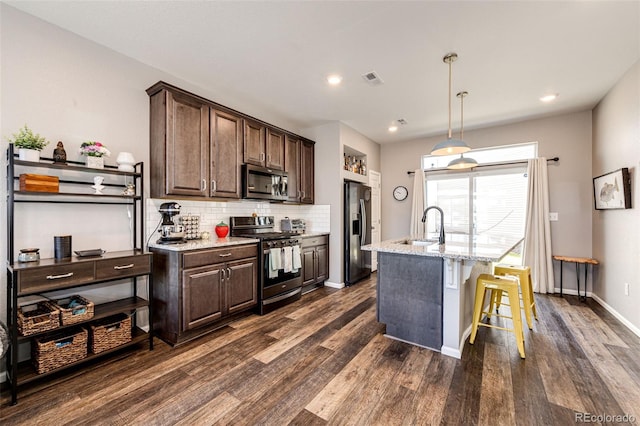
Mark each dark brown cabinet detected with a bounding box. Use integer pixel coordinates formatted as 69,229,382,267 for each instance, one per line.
210,109,242,198
285,135,315,204
148,81,313,203
244,120,285,170
148,83,243,200
301,235,329,292
151,243,258,345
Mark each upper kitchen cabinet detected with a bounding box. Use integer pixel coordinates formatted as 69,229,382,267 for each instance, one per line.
147,82,242,200
210,109,242,198
149,88,209,198
285,135,315,204
243,120,285,170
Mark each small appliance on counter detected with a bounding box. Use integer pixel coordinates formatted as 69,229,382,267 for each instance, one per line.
281,217,306,233
157,202,186,244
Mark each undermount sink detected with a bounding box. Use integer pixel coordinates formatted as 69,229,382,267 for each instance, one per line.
400,239,439,246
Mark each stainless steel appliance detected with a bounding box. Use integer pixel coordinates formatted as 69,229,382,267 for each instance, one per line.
344,181,372,285
243,164,288,201
157,202,185,244
231,216,302,314
281,217,306,233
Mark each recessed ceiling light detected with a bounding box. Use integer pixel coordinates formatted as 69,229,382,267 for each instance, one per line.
540,93,558,102
388,125,398,132
327,75,343,85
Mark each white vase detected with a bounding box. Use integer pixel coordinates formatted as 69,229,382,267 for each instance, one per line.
116,152,135,172
86,156,104,169
18,148,40,162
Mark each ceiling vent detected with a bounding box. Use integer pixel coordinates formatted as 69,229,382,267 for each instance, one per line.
362,71,384,86
397,118,408,125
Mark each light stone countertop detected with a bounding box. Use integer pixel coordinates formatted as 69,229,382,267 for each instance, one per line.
362,234,523,262
148,232,329,252
148,236,259,252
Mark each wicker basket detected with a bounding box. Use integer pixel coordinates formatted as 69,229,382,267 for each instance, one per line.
17,302,60,336
52,295,95,326
90,313,132,354
32,327,88,374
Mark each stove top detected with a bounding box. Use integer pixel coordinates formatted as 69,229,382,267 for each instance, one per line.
233,231,300,240
230,215,302,241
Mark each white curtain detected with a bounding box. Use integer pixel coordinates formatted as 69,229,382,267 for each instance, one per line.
410,168,426,237
523,158,555,293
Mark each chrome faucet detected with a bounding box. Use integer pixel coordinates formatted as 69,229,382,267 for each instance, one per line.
422,206,445,245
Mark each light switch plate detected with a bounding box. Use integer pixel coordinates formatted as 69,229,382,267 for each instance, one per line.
549,212,559,221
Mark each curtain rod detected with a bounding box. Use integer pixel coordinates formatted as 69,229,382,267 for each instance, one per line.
407,156,559,175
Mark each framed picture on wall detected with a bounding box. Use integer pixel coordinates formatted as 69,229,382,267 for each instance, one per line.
593,168,631,210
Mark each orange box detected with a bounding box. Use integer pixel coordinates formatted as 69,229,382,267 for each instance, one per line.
19,174,59,193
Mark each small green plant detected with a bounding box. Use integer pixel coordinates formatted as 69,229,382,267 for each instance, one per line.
8,125,49,151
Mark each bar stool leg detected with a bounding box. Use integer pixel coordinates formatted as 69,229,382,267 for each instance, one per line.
507,285,526,359
470,283,487,344
528,272,538,320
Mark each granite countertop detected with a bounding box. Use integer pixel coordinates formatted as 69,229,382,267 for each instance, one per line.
148,236,259,252
362,233,523,262
147,231,329,252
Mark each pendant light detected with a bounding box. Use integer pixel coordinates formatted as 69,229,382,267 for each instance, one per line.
447,91,478,170
431,53,471,156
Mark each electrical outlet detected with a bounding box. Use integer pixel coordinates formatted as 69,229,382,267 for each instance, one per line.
625,282,629,296
549,212,559,221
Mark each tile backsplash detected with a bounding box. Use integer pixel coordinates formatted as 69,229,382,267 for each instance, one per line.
146,199,330,242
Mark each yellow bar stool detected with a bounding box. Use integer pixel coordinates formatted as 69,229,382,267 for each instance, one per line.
470,273,525,359
492,264,538,330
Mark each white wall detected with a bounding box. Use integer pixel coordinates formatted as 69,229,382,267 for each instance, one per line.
592,61,640,334
381,111,594,293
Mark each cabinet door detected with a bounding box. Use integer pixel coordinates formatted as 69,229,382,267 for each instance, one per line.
266,128,285,170
244,119,266,166
182,265,223,331
227,258,258,314
165,91,210,196
211,109,242,198
316,245,328,283
285,135,301,202
302,247,316,286
300,140,314,204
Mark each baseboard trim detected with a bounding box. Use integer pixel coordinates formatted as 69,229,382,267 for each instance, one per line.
553,287,593,298
324,281,344,289
591,293,640,338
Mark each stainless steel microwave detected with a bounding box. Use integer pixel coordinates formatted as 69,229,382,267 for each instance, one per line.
243,164,288,201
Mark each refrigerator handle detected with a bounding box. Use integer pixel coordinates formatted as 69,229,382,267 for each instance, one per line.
359,199,367,246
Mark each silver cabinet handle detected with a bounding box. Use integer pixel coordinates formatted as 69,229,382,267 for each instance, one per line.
221,268,226,280
46,272,74,280
114,264,134,270
260,152,265,162
211,179,217,193
201,179,207,191
227,267,232,280
218,253,232,258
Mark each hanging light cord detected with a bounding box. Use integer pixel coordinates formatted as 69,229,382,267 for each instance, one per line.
447,58,453,139
459,91,464,140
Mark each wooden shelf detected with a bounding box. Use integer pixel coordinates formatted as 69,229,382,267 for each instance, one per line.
13,328,149,386
17,297,149,342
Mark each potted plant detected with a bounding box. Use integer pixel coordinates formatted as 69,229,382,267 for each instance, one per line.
79,141,111,169
8,125,49,162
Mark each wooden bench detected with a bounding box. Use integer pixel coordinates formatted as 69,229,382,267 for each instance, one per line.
552,255,599,301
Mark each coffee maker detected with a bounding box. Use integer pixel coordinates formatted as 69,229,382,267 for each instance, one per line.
157,202,185,244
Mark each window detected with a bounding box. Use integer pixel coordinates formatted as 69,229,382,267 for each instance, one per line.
422,143,537,258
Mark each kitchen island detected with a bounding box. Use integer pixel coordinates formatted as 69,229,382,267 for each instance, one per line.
362,234,522,358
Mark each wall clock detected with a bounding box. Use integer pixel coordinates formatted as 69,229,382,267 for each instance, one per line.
393,185,408,201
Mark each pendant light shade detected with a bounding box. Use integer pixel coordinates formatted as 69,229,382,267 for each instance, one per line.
431,53,471,156
447,91,477,170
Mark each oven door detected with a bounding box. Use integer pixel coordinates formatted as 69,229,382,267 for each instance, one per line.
262,247,302,300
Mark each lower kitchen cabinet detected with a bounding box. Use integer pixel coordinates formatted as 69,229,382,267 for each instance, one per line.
301,235,329,292
151,243,258,345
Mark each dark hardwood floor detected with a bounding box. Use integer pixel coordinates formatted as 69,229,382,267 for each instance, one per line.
2,273,639,425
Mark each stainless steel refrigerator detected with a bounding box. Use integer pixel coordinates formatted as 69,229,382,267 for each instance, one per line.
344,181,372,286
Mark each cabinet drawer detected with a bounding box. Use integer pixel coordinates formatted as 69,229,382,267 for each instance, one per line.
183,245,257,269
302,235,328,248
18,263,95,295
96,255,151,280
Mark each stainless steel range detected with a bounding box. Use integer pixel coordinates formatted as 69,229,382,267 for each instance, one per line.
230,216,303,314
